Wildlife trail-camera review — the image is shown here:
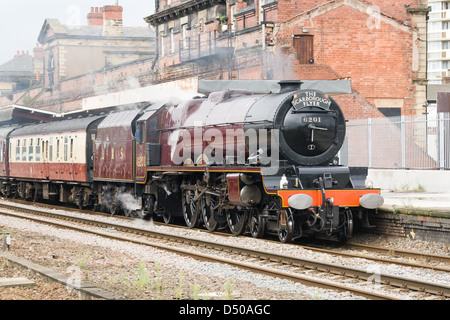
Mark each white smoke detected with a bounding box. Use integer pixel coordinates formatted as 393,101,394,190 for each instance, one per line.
116,192,141,211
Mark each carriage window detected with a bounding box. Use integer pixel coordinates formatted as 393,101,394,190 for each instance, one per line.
64,137,68,161
49,138,53,161
22,140,27,161
56,139,60,159
70,139,73,159
16,140,20,161
148,116,159,143
136,121,145,144
29,139,34,161
36,139,41,161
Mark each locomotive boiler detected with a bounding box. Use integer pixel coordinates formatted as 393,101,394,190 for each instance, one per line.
0,80,383,243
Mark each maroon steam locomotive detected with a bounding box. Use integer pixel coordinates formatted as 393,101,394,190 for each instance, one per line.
0,81,383,242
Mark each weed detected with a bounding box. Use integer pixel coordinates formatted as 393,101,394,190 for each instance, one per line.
76,251,90,269
223,279,233,300
192,283,201,300
392,205,399,215
132,259,150,289
175,270,183,300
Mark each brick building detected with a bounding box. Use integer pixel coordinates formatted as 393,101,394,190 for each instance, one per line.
145,0,429,118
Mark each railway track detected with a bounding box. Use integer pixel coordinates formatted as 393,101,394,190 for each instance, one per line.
0,201,449,300
3,199,449,272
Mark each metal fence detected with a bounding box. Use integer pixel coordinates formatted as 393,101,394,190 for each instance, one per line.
345,112,450,170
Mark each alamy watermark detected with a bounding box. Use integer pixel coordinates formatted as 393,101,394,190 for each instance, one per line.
366,264,382,288
367,5,381,30
66,265,82,293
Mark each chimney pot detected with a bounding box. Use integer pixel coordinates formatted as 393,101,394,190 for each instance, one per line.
87,7,104,26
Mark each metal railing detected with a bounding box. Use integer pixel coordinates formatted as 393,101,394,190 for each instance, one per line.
345,113,450,170
179,31,233,62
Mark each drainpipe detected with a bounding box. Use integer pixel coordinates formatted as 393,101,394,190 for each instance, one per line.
152,24,159,70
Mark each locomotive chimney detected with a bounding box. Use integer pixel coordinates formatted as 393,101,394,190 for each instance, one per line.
278,80,303,94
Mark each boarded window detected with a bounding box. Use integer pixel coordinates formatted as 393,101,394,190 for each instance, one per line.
293,35,314,64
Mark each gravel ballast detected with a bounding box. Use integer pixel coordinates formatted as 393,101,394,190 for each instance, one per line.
0,201,448,300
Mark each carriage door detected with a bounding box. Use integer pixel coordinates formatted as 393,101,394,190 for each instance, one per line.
293,35,314,64
135,120,147,179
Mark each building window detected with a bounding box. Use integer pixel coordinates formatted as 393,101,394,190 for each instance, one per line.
170,28,175,54
429,41,440,51
293,35,314,64
430,22,441,32
182,24,188,49
428,61,441,70
161,35,165,57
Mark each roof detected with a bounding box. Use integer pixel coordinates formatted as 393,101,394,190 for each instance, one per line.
427,84,450,101
98,108,142,129
0,105,58,125
38,19,154,43
145,0,223,25
0,54,34,79
0,125,19,139
9,115,105,137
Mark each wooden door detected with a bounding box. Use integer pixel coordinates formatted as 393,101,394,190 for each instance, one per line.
293,35,314,64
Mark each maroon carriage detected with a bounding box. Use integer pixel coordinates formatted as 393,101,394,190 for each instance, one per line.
7,115,103,202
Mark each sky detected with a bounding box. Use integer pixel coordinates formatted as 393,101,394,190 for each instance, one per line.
0,0,155,64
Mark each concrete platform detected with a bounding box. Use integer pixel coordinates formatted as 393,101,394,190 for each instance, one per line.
0,277,35,288
380,191,450,217
0,253,123,300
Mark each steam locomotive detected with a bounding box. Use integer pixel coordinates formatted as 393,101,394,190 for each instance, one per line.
0,80,383,242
